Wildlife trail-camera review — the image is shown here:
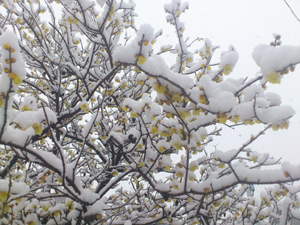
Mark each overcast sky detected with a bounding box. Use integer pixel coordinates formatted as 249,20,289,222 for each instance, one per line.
134,0,300,164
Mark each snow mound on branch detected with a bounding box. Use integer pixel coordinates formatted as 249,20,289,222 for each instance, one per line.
252,44,300,75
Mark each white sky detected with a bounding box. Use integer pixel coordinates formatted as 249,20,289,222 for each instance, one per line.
134,0,300,164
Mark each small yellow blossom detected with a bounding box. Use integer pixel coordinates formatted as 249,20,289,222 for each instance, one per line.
193,109,200,116
173,185,179,190
21,105,33,111
138,162,144,167
137,79,144,85
3,44,11,50
158,146,165,153
67,16,78,24
0,192,7,202
130,112,138,118
80,103,88,110
173,142,182,150
189,165,198,172
166,112,174,118
171,93,183,103
153,83,167,94
218,163,225,169
223,64,232,75
165,165,171,172
151,126,158,133
283,171,289,178
218,114,227,124
32,123,43,135
232,115,240,123
175,10,180,16
265,72,280,84
137,55,146,65
176,171,183,178
199,95,206,104
143,40,149,46
112,171,118,177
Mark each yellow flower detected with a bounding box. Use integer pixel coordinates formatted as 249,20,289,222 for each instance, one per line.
130,112,138,118
138,162,144,167
13,75,22,85
158,146,165,153
153,82,167,94
157,85,166,94
166,112,174,118
54,210,60,217
171,93,183,103
265,72,280,84
0,99,3,108
41,205,50,212
173,142,182,150
231,115,240,123
112,171,118,177
178,111,190,119
244,120,255,125
218,163,225,169
176,171,183,178
193,109,200,116
165,165,171,172
223,64,232,75
173,185,179,190
189,165,198,172
9,73,22,85
151,126,158,134
186,57,192,63
0,191,7,202
3,44,11,50
137,55,146,65
218,114,227,124
80,103,88,110
67,16,78,24
136,79,143,85
271,124,279,131
252,156,258,162
199,95,206,104
21,105,33,111
279,122,289,130
32,123,43,135
143,40,149,46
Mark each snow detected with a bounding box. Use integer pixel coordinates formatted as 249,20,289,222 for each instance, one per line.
252,44,300,78
219,45,239,71
84,199,103,217
0,179,29,194
213,149,239,162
